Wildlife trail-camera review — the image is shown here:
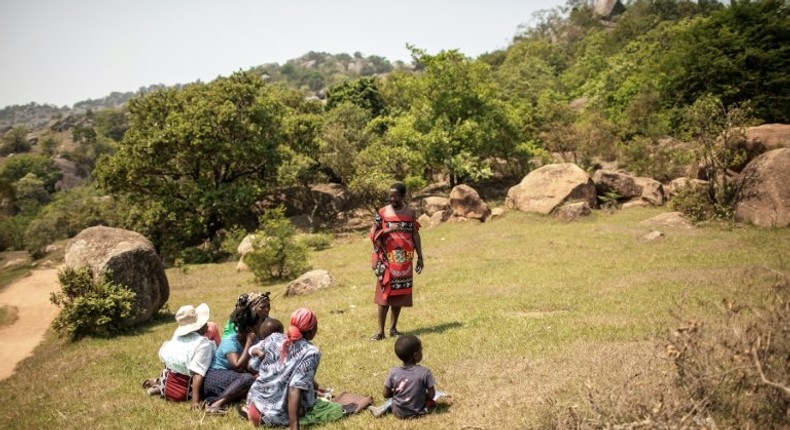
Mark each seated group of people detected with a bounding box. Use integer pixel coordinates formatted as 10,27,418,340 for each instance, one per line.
144,292,438,428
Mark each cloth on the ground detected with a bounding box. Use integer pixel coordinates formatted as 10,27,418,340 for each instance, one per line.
298,398,344,426
333,392,373,414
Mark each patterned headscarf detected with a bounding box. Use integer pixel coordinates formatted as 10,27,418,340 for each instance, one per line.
281,308,317,362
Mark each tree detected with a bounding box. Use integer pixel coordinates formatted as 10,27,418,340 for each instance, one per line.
245,206,309,283
325,77,386,117
316,102,372,185
407,48,533,186
94,72,286,256
665,0,790,122
0,154,61,194
0,126,30,155
682,94,753,220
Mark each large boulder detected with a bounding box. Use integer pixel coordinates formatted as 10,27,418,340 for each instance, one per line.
506,163,597,214
420,196,449,217
555,201,592,222
733,124,790,170
735,148,790,227
634,177,666,206
449,185,491,222
285,269,333,296
592,170,641,200
310,183,352,212
237,234,257,257
65,226,169,326
594,0,625,20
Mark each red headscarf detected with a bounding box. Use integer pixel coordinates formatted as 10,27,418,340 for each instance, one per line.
281,308,317,362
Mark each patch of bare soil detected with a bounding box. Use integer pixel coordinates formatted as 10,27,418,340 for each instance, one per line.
0,267,60,381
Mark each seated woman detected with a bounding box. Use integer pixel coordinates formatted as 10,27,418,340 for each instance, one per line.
202,293,272,414
245,308,343,429
154,303,217,409
222,292,271,336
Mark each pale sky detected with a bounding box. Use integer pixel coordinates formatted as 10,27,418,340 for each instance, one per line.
0,0,567,109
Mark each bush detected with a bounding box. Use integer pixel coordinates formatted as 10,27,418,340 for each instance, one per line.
297,232,333,251
219,226,249,259
536,267,790,429
175,246,213,265
670,183,714,223
245,206,309,284
50,266,137,340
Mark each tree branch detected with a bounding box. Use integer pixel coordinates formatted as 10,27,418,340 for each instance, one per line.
751,336,790,397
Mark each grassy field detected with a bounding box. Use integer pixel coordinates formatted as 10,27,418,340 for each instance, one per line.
1,207,788,429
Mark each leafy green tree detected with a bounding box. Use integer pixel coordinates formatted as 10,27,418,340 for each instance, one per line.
349,114,427,213
0,126,31,155
23,185,125,256
664,0,790,122
325,77,386,117
93,108,129,142
316,102,372,185
682,94,753,220
13,173,49,216
94,72,286,256
0,154,61,194
407,48,533,186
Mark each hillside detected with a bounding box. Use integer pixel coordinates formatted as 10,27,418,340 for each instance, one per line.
0,51,406,130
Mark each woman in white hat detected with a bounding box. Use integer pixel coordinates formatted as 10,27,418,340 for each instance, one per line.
151,303,217,409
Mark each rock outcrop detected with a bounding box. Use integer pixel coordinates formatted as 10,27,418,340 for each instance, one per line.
64,226,169,326
506,163,597,214
285,269,333,296
735,148,790,227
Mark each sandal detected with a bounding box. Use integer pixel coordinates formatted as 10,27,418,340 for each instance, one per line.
205,405,227,415
142,378,157,389
237,404,249,421
370,332,385,341
389,328,403,337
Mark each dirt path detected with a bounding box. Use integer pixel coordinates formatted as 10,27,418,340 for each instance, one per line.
0,268,60,381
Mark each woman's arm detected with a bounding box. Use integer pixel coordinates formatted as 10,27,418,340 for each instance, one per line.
288,386,301,430
413,228,424,274
191,374,204,410
227,331,257,372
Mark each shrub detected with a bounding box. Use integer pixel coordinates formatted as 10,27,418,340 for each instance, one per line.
245,206,309,284
219,226,249,259
50,266,137,340
536,267,790,429
297,232,333,251
670,183,714,223
175,246,213,265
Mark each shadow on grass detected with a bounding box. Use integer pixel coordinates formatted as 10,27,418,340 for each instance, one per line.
410,321,463,336
116,309,176,338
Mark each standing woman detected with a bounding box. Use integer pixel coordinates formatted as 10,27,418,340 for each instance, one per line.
369,182,424,341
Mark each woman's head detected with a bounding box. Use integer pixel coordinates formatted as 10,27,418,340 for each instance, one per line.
281,308,318,362
231,292,270,335
389,182,406,209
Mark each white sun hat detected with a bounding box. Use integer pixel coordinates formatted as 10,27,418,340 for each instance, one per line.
173,303,210,337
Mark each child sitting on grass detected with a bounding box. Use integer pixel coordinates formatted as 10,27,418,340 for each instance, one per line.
369,334,437,418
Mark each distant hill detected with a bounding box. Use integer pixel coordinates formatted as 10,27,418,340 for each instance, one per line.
0,52,409,130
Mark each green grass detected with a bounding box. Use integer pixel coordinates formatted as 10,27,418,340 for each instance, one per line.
0,266,30,291
1,207,788,429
